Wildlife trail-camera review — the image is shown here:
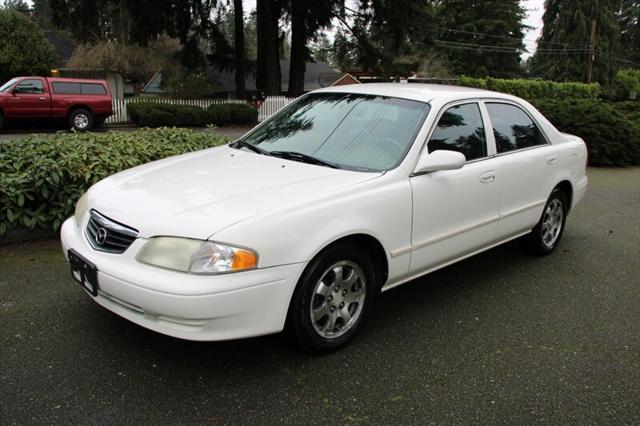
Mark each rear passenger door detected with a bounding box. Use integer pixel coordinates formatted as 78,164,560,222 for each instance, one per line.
483,101,558,239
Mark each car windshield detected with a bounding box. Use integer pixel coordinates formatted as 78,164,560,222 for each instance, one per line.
235,93,430,172
0,78,18,92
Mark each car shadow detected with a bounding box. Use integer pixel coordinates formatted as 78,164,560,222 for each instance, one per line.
91,238,541,366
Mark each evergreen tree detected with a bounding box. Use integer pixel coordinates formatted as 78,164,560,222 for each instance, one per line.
531,0,621,83
233,0,246,98
256,0,282,95
436,0,526,78
329,0,435,76
287,0,340,96
0,8,57,82
330,29,358,71
311,32,332,63
618,0,640,67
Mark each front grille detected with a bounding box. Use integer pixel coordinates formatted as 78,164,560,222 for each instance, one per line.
85,210,138,254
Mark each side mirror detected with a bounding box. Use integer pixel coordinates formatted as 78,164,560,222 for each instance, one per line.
414,150,466,174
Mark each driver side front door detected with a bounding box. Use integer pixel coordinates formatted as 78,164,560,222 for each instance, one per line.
409,101,502,274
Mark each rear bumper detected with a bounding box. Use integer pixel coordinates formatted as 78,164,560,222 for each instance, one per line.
60,217,306,341
572,175,588,209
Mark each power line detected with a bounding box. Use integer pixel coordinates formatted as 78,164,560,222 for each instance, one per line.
596,50,640,66
436,27,589,49
434,39,591,55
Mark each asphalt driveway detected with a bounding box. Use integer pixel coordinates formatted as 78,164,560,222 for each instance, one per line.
1,167,639,424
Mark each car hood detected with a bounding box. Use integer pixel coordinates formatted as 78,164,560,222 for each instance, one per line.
88,145,381,239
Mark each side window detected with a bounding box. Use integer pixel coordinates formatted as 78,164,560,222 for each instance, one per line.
52,82,81,94
15,79,44,94
486,103,546,153
428,103,487,161
81,84,107,95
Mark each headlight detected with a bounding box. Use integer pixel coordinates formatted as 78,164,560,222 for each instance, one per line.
74,192,89,227
136,237,258,274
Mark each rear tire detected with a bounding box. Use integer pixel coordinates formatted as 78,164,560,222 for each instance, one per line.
0,112,4,130
69,108,93,131
286,243,377,352
521,188,568,256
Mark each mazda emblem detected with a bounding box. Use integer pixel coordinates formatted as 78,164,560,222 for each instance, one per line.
96,227,108,245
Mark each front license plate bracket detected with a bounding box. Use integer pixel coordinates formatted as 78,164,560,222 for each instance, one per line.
68,249,99,297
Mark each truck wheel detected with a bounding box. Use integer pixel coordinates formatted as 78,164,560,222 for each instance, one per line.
69,109,93,131
0,113,4,130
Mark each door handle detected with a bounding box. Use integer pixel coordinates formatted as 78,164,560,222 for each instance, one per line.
479,171,496,183
39,97,46,100
546,155,559,165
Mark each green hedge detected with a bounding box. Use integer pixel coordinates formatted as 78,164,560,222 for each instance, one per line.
604,69,640,101
531,99,640,166
0,128,229,235
458,76,601,100
128,102,258,127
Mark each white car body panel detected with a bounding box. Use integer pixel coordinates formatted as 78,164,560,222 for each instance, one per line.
61,83,588,341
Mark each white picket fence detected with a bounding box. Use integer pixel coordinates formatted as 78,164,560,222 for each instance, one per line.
105,96,297,125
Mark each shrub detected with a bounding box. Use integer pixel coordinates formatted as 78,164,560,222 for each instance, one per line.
208,103,258,125
0,128,229,235
531,99,640,166
128,101,258,127
604,69,640,101
0,9,57,83
161,70,216,99
458,76,601,100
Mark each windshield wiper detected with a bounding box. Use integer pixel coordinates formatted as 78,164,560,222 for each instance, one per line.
269,151,341,169
232,140,270,156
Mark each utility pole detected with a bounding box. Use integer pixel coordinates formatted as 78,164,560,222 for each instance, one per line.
587,19,597,84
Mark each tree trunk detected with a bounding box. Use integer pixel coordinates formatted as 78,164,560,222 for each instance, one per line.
256,0,281,95
288,0,307,97
233,0,246,99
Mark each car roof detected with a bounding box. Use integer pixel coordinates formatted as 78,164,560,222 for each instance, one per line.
313,83,514,104
46,77,108,84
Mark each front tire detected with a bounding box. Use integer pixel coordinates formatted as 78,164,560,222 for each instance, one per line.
522,188,568,255
287,243,377,352
0,113,4,130
69,108,93,131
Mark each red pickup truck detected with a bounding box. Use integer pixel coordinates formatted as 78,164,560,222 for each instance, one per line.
0,76,113,131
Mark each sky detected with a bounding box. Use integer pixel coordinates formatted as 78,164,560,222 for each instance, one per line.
521,0,546,58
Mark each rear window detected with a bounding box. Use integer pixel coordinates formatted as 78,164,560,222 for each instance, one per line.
52,82,107,95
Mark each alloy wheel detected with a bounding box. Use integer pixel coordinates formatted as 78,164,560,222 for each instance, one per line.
541,198,564,248
309,260,366,339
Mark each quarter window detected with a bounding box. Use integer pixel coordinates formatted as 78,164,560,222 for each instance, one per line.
15,79,44,94
428,103,487,161
486,103,546,153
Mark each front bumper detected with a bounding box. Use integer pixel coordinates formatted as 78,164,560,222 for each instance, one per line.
60,217,306,341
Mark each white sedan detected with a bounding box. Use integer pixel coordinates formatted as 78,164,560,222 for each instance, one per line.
61,84,588,351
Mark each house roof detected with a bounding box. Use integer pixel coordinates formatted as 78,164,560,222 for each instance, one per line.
43,30,77,66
